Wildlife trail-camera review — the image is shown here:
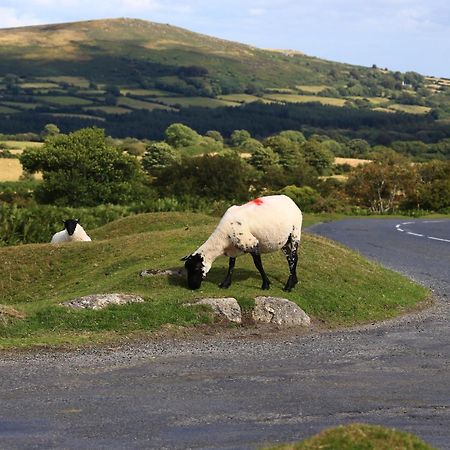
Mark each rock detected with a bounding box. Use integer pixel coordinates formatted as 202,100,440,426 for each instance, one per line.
140,268,185,277
62,293,145,310
252,296,310,327
191,297,242,323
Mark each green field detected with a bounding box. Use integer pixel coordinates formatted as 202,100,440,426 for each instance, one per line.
43,76,91,88
1,101,39,110
263,94,347,106
388,104,432,114
0,211,428,349
0,140,43,151
156,96,240,108
218,94,263,103
120,88,173,97
296,85,328,93
84,105,132,115
116,97,175,111
39,95,94,106
0,105,19,113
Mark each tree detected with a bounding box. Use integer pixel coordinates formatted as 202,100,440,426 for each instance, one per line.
156,154,253,201
41,123,60,139
278,130,306,144
264,135,303,169
230,129,251,147
300,140,334,175
142,142,180,174
346,159,420,213
205,130,224,143
248,142,279,171
165,123,200,148
20,127,148,206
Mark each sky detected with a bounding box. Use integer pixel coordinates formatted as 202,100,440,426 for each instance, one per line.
0,0,449,77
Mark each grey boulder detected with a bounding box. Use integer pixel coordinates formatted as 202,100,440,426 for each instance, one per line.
62,293,145,310
253,296,310,326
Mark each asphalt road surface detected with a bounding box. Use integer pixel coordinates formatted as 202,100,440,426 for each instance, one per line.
1,219,449,450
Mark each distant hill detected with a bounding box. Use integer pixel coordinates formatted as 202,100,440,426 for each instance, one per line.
0,18,365,88
0,18,449,140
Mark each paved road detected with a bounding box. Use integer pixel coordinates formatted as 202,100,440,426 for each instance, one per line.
1,219,449,450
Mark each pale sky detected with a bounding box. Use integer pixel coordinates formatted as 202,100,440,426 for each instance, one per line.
0,0,449,77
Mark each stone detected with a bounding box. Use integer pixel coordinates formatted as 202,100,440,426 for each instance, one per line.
140,268,185,277
62,293,145,310
191,297,242,323
252,296,310,326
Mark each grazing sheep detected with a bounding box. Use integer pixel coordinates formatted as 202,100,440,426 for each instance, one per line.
51,219,92,244
182,195,302,291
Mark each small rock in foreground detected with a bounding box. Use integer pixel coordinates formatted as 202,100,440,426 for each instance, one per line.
62,293,145,310
253,296,310,326
140,268,185,277
190,297,242,323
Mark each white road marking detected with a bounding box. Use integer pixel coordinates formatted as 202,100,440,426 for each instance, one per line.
395,221,450,244
428,236,450,243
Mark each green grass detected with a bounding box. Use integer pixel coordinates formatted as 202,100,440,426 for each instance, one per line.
388,104,432,114
116,97,174,111
120,88,173,97
0,101,39,110
0,105,19,113
38,95,93,106
84,106,132,115
264,423,435,450
0,211,429,349
263,94,347,106
42,76,91,88
296,85,327,93
217,94,262,103
155,96,240,108
19,82,59,89
0,140,43,151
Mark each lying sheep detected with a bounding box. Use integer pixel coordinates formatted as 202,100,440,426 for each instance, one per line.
182,195,302,291
51,219,92,244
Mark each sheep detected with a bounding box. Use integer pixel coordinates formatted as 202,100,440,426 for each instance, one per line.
182,195,302,291
51,219,92,244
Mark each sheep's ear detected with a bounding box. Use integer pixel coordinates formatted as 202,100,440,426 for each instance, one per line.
75,218,79,223
180,255,190,261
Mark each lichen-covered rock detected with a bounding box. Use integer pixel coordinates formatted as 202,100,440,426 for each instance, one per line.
140,268,185,277
62,293,144,310
252,296,310,326
192,297,242,323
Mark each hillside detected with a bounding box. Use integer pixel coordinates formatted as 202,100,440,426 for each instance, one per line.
0,18,359,88
0,18,449,141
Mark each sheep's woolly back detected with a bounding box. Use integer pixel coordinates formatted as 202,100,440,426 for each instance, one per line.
194,195,302,274
51,224,92,244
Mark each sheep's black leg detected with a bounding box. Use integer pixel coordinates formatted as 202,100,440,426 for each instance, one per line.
282,238,299,292
251,253,270,290
219,257,236,289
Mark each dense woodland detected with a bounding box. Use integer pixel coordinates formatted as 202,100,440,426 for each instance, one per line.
1,123,449,246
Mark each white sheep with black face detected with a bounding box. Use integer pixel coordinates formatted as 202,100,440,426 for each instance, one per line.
182,195,302,291
51,219,92,244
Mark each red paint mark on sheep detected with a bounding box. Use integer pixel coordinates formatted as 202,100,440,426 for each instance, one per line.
245,198,264,206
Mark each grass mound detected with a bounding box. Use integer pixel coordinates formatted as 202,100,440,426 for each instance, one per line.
0,212,428,348
265,423,435,449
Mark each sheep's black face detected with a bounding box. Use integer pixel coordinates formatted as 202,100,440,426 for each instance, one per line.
64,219,79,236
182,254,204,290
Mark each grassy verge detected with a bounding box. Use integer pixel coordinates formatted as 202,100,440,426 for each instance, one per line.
263,423,435,450
0,212,429,349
